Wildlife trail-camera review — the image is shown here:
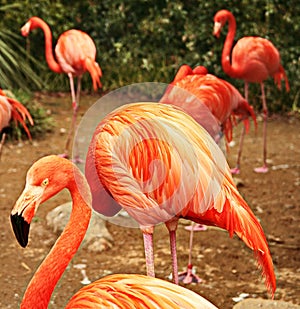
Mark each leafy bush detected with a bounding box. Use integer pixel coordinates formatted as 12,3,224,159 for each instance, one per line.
0,0,299,113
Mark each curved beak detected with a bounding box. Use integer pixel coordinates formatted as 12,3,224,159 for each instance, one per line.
10,213,30,248
10,184,44,247
213,22,222,38
21,21,31,37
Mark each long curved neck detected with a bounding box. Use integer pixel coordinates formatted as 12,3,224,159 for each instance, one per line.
20,175,92,308
221,13,238,78
30,17,63,73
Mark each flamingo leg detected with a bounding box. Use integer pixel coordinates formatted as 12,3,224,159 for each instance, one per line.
143,232,155,278
165,219,179,284
179,222,202,284
72,77,83,164
254,82,268,173
231,125,245,175
169,230,179,284
61,74,83,163
0,133,6,160
231,82,249,175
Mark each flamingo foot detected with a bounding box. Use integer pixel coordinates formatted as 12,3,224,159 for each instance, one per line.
72,156,84,164
178,264,202,284
254,165,268,173
58,153,69,159
230,166,240,175
185,224,207,232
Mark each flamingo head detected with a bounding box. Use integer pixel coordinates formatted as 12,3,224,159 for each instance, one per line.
21,16,44,36
21,20,32,37
10,155,80,247
213,10,232,38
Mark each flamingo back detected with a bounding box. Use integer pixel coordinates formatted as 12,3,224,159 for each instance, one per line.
86,102,227,228
232,37,281,82
65,274,217,308
55,30,97,75
161,69,255,143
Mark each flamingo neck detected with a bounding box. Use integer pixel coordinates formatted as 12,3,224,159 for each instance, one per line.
221,13,239,78
30,17,63,73
20,175,92,309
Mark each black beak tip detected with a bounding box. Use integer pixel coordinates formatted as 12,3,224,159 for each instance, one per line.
10,213,30,248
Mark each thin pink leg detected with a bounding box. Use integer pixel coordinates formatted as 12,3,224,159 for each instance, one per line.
60,73,76,158
143,232,155,277
231,125,245,175
169,230,179,284
179,222,202,284
231,82,249,174
0,133,6,160
72,77,83,164
254,82,268,173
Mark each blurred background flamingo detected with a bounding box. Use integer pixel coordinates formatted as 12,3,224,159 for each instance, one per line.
10,155,217,309
85,102,276,295
160,64,257,166
21,16,103,161
213,9,290,173
160,64,257,282
0,89,33,158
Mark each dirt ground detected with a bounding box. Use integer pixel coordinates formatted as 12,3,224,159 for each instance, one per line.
0,92,299,309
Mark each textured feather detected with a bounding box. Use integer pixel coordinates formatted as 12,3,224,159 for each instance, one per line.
66,274,217,309
0,90,33,138
160,65,256,144
86,102,275,295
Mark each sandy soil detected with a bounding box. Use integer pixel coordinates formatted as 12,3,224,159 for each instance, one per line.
0,92,299,308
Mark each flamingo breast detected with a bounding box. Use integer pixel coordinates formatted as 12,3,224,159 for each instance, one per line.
55,29,97,75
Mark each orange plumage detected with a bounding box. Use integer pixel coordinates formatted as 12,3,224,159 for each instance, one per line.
85,102,275,293
160,64,257,145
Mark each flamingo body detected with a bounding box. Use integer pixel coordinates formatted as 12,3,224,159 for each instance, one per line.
21,16,102,158
229,37,281,83
0,89,33,140
160,64,256,146
10,155,217,309
21,17,102,89
85,102,275,294
214,9,290,172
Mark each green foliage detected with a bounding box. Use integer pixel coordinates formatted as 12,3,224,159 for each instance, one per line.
0,16,44,91
0,0,299,113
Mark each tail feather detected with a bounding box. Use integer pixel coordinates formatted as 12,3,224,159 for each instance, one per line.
274,65,290,92
7,96,34,139
85,58,102,91
225,186,276,297
189,177,276,297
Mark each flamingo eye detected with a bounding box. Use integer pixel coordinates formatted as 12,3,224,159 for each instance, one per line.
41,178,49,187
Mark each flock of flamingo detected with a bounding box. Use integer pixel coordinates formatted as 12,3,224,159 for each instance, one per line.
3,8,290,309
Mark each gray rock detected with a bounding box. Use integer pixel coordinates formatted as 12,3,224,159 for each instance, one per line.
46,202,113,252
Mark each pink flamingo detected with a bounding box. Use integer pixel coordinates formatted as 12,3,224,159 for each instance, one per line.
213,9,290,173
0,89,33,157
160,64,257,282
21,16,102,160
11,155,217,308
161,64,257,156
85,102,276,295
